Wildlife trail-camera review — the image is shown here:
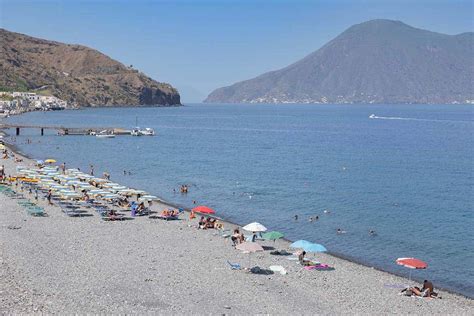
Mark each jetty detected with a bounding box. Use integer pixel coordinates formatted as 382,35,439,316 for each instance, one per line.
0,123,131,136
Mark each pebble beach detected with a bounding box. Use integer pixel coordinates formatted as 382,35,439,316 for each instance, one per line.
0,145,473,314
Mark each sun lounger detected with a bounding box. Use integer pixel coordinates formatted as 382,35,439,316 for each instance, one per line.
26,206,45,216
101,213,126,221
155,214,179,220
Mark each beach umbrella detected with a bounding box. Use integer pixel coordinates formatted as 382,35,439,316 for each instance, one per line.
289,240,313,249
45,159,56,164
243,222,267,232
0,144,5,150
133,190,147,194
303,243,327,253
396,257,428,282
141,195,159,201
192,205,216,214
262,231,284,241
110,185,127,190
103,194,119,199
236,242,264,268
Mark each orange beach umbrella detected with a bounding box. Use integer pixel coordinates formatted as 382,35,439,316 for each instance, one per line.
396,257,428,269
192,205,216,214
396,257,427,282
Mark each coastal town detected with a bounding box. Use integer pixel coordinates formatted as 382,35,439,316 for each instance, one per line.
0,91,67,117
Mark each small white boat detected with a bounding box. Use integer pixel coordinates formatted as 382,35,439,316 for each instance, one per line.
96,130,115,138
131,127,141,136
139,127,155,136
131,127,155,136
369,114,376,119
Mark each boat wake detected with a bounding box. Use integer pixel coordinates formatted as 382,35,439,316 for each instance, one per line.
368,114,472,123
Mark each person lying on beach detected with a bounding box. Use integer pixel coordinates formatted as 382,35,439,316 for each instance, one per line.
205,218,216,229
118,198,129,207
198,216,206,229
82,192,90,201
402,280,438,298
136,202,146,214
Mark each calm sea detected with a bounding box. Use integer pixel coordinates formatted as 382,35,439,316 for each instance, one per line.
4,104,474,297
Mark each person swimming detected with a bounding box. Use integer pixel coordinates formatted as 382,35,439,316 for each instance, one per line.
336,228,346,234
369,230,377,236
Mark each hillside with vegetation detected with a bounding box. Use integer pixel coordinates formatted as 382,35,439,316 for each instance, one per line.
0,28,181,107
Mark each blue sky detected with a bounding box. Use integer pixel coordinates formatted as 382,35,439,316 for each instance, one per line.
1,0,473,102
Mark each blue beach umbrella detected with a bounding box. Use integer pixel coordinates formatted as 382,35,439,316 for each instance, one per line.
303,243,327,253
289,240,313,249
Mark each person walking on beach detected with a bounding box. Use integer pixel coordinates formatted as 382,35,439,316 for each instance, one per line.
90,164,94,176
46,189,53,205
61,162,66,174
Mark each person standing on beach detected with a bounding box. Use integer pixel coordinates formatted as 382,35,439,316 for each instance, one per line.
90,164,94,176
46,189,53,205
61,162,66,174
0,164,4,181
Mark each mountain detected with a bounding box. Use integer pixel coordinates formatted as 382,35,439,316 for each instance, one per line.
205,20,474,104
0,29,180,107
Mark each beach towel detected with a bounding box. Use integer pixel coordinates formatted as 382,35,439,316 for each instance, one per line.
269,265,288,275
304,264,332,270
226,261,241,270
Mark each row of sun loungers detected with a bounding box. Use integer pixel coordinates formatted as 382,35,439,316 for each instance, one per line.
0,184,45,216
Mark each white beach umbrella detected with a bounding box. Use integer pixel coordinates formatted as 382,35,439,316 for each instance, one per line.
243,222,268,232
140,195,159,201
110,185,127,190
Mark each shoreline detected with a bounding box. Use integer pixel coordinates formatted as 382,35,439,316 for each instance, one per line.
1,132,473,302
1,142,473,313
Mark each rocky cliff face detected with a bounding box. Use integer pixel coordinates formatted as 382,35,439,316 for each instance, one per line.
205,20,474,104
0,28,180,107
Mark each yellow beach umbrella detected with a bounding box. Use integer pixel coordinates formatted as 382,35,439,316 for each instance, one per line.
0,144,5,150
45,159,57,164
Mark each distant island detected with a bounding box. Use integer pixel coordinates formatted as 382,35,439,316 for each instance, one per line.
205,19,474,105
0,28,181,108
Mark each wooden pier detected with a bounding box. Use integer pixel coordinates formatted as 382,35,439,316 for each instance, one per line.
0,123,131,136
